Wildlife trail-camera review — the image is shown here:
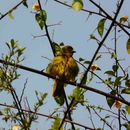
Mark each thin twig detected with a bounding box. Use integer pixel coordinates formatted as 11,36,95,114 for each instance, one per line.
37,0,55,56
47,21,62,27
93,108,113,130
62,89,76,130
86,105,126,121
32,34,47,39
53,0,130,32
89,0,130,36
76,60,113,90
0,0,24,20
80,0,125,85
41,56,51,61
37,0,76,129
20,78,28,103
114,24,122,130
58,98,75,130
0,103,94,129
9,84,27,129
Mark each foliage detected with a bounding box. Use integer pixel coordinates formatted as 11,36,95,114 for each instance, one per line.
50,116,63,130
0,0,130,129
35,10,47,30
97,18,106,37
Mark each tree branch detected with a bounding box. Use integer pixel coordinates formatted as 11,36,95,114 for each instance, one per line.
0,103,94,130
89,0,129,36
0,59,130,106
80,0,125,85
37,0,55,56
58,98,75,130
53,0,130,36
0,0,24,20
37,0,75,129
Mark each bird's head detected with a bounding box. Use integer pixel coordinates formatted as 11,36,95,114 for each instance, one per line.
61,45,76,57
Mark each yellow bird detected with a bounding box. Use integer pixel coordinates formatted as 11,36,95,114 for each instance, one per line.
47,45,79,98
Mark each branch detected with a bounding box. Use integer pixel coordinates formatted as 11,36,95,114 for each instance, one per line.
62,89,76,129
80,0,125,85
0,0,24,20
0,59,130,106
9,84,27,129
89,0,130,36
0,103,94,130
93,108,113,130
53,0,130,36
37,0,75,129
58,98,75,130
37,0,55,56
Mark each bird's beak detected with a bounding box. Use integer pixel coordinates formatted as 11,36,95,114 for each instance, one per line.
72,50,76,53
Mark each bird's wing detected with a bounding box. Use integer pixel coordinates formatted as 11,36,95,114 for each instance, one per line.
46,56,67,77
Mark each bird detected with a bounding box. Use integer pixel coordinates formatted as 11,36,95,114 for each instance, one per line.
46,45,79,103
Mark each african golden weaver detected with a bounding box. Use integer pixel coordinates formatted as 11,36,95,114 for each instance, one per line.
47,45,79,97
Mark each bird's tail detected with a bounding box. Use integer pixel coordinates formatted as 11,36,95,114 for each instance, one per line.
52,80,64,97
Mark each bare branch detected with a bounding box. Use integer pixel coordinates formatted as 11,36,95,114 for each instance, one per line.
0,59,130,106
80,0,125,85
54,0,130,35
0,0,24,20
0,103,94,129
58,98,75,130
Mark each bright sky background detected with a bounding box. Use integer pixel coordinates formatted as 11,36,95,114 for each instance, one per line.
0,0,130,129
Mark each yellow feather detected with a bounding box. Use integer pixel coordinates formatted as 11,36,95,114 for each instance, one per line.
46,46,79,98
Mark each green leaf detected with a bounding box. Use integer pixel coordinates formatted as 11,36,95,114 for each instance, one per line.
125,79,130,87
112,65,119,72
123,123,130,130
73,87,83,99
16,47,26,57
46,63,52,75
10,39,18,49
2,115,10,122
126,38,130,54
41,93,48,100
4,108,10,113
95,55,102,61
114,76,122,86
104,71,115,76
106,97,115,108
52,42,61,55
120,16,128,23
84,60,91,64
125,106,130,114
35,90,38,96
106,90,116,108
54,96,64,106
0,111,3,116
104,79,112,85
72,0,83,11
122,88,130,94
8,10,14,20
79,57,84,62
23,0,28,8
111,53,117,59
68,87,86,106
97,18,106,37
50,117,63,130
59,42,64,46
35,10,47,30
90,34,97,40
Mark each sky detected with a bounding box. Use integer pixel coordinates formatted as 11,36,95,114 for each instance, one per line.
0,0,130,129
